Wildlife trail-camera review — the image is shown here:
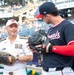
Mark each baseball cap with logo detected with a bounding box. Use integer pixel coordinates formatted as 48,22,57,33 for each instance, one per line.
6,19,18,27
35,2,57,19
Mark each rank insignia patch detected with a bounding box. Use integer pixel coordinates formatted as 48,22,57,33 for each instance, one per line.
15,44,22,49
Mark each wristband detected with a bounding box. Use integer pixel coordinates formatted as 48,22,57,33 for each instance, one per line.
48,45,53,53
16,56,19,61
46,43,51,53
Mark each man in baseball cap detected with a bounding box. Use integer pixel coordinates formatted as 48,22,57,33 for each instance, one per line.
32,2,74,75
1,18,33,75
35,2,57,19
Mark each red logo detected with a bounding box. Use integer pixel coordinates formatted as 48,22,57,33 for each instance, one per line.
11,19,15,22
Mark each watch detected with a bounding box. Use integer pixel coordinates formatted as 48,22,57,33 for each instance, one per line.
16,57,18,61
16,55,19,61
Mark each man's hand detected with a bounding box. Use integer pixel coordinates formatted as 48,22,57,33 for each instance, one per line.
35,39,51,53
28,30,53,53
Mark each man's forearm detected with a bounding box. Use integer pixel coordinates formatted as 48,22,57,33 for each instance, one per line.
18,55,33,62
47,45,74,56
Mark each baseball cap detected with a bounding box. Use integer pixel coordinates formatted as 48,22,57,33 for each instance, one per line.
35,2,57,19
6,19,18,27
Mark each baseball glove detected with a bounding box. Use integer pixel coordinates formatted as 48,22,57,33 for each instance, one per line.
0,51,16,65
28,30,49,52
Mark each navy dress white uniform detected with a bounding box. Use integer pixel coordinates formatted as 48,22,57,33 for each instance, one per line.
0,35,33,75
0,19,33,75
35,2,74,75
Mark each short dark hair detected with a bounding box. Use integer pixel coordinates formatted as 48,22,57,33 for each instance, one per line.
50,9,59,16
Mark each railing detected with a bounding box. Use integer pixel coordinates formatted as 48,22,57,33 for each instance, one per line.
0,65,42,75
13,5,34,17
55,1,74,10
26,65,42,74
47,0,74,4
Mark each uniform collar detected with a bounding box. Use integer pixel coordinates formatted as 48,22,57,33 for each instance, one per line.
6,35,20,42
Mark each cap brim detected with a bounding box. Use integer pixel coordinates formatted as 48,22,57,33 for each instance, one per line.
34,8,43,19
36,14,43,19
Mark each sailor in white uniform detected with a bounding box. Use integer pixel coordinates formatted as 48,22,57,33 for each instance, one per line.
0,19,33,75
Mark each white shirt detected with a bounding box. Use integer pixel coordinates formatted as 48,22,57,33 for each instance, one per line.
0,35,33,71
